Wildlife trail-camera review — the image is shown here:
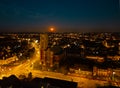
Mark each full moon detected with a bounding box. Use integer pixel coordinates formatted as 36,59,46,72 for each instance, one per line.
50,27,54,32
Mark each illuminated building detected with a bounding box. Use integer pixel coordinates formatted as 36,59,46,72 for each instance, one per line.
50,45,64,69
40,34,54,68
40,34,48,66
46,48,54,67
50,51,54,67
40,34,48,50
118,42,120,55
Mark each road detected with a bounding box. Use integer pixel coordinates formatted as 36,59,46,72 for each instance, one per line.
0,41,40,78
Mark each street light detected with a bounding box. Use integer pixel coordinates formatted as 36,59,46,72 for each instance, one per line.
112,71,115,81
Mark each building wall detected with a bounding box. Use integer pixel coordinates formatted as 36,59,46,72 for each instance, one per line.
40,34,48,50
40,34,48,66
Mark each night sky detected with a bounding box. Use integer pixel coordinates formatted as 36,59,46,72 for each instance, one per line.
0,0,120,32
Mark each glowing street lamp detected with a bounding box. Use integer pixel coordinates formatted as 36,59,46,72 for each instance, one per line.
112,71,115,81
